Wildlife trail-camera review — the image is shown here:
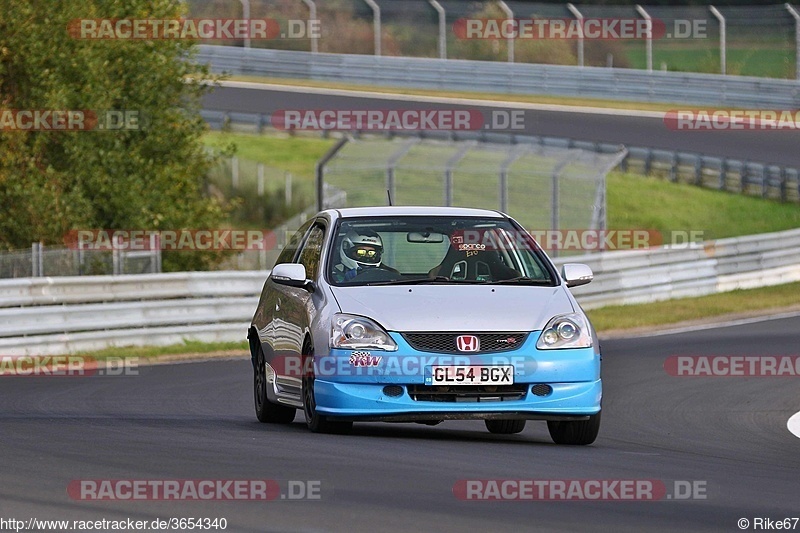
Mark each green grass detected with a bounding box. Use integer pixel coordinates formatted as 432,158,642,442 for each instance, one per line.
623,43,795,79
76,340,248,360
203,131,334,179
588,281,800,332
607,172,800,240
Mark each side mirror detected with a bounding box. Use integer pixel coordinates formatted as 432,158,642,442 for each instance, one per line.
561,263,593,288
271,263,315,292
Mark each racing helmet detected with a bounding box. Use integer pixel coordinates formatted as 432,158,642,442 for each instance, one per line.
340,229,383,270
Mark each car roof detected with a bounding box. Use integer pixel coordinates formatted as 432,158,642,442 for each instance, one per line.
326,206,506,219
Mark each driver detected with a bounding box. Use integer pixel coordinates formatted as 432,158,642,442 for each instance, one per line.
337,229,385,281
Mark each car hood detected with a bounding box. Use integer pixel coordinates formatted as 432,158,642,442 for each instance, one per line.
329,285,575,332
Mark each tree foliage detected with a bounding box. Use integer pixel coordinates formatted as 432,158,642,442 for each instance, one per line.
0,0,226,269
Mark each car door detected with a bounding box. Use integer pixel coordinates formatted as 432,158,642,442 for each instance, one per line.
253,220,312,378
272,220,327,399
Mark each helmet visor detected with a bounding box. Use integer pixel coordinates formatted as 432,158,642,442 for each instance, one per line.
346,244,382,265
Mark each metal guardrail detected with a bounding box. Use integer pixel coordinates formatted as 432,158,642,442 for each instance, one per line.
0,271,264,308
197,45,800,107
567,228,800,308
2,227,799,354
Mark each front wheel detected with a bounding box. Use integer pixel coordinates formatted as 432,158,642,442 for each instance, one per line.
254,346,296,424
301,345,352,435
547,411,601,445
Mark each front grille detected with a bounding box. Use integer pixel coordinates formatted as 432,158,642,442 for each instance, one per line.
408,384,528,403
403,333,528,353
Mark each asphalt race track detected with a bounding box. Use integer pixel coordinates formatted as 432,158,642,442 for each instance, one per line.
204,85,800,168
2,316,799,532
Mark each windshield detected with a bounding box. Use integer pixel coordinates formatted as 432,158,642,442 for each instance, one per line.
327,216,557,287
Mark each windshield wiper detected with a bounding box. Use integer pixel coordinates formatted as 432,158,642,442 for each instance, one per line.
366,276,484,286
486,276,553,285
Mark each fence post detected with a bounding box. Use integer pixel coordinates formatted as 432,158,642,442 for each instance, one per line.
740,161,748,193
669,152,678,182
643,148,652,174
498,1,514,63
155,234,162,274
257,163,265,196
112,235,121,276
780,167,788,202
231,156,239,189
300,0,319,53
444,141,474,206
285,172,293,206
635,5,653,72
499,145,528,213
429,0,447,59
694,157,703,185
239,0,251,48
385,139,419,205
31,242,40,277
567,4,584,67
316,137,349,211
787,4,800,80
550,161,570,258
364,0,381,56
709,6,727,75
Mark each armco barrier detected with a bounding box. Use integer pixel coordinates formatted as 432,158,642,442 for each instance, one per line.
566,228,800,307
1,228,799,355
196,45,800,108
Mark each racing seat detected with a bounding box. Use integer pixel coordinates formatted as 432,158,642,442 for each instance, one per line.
428,246,520,281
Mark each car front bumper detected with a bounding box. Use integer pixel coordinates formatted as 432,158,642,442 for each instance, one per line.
314,332,601,420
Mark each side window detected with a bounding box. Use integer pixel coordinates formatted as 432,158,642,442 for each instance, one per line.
296,224,326,280
274,219,313,266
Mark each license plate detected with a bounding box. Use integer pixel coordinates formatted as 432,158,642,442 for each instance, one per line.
428,365,514,386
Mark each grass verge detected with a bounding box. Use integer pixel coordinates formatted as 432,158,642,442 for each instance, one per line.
202,131,334,178
607,172,800,240
220,75,680,112
80,340,248,361
587,281,800,333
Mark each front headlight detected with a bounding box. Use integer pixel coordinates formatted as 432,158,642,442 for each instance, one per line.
330,313,398,351
536,313,592,350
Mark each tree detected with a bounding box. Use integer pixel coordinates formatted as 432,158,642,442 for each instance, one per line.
0,0,226,270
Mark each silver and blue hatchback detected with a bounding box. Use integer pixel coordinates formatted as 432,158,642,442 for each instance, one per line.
249,206,601,444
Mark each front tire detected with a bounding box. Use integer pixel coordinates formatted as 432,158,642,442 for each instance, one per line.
254,345,296,424
485,419,526,434
301,344,352,435
547,411,601,445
